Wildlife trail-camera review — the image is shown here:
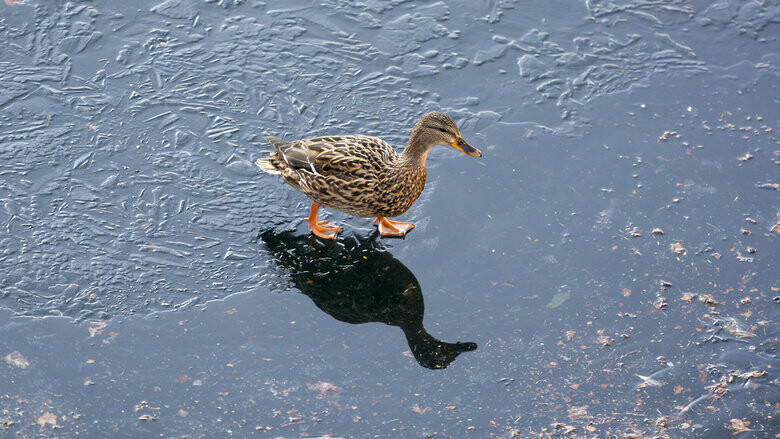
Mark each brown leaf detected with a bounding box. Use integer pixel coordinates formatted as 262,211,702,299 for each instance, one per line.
670,242,686,254
652,228,664,235
700,294,717,306
736,153,752,161
674,385,685,394
737,370,766,380
595,336,614,347
37,412,58,429
3,351,29,369
412,404,432,414
728,418,750,434
88,320,107,338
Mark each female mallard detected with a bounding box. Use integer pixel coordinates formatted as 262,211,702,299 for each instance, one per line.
255,112,481,239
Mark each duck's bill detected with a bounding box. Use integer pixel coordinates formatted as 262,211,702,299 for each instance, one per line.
451,138,482,157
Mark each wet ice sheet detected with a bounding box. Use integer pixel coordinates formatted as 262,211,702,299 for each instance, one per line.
1,0,779,437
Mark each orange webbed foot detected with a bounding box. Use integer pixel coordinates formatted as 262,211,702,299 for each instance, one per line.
310,221,342,240
307,202,341,240
374,217,415,238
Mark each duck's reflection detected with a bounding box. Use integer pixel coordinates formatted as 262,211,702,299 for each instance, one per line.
260,230,477,369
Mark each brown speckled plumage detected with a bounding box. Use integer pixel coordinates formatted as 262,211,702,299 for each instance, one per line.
255,112,481,238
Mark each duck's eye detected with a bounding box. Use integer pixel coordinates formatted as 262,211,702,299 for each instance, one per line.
425,125,450,135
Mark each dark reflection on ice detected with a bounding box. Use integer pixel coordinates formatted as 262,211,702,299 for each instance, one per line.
260,230,477,369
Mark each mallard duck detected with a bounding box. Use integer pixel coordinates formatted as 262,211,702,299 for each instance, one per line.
255,112,481,239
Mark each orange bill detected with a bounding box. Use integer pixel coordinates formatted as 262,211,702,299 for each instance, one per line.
451,137,482,157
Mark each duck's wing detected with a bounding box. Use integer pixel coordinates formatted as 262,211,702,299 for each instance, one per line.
266,135,395,178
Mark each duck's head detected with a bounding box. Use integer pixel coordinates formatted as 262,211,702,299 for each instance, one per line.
406,112,482,159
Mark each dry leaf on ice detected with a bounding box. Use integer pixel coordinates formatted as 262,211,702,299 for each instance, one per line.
37,412,58,429
4,351,29,369
728,418,750,434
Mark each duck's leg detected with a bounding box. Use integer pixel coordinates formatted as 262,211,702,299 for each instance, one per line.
307,202,342,240
373,217,415,237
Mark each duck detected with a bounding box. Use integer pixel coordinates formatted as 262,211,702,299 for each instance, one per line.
255,112,481,239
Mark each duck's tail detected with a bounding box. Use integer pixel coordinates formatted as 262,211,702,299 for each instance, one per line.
255,136,289,175
255,156,281,175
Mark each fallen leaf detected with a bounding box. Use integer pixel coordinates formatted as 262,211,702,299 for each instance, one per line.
596,336,614,347
547,291,571,309
652,228,664,235
138,414,156,421
737,370,766,380
670,242,686,254
728,418,750,434
37,412,58,429
700,295,717,306
722,318,755,338
737,153,752,161
88,320,107,338
412,404,431,414
3,351,29,369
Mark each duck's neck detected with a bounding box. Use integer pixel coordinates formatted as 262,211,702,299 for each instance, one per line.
400,129,432,166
